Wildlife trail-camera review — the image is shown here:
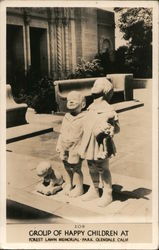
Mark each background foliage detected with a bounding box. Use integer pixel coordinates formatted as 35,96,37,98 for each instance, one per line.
114,7,152,78
68,8,152,79
67,58,104,79
13,68,57,114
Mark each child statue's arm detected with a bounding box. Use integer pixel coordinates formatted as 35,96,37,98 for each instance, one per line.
107,111,120,135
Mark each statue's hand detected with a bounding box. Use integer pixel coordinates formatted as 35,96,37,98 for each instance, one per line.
105,124,114,137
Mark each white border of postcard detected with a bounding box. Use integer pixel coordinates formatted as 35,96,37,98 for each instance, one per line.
0,0,158,249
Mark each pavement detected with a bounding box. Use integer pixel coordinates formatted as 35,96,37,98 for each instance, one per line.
7,99,143,143
6,88,153,223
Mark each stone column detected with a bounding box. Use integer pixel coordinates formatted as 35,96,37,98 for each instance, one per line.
48,14,55,78
24,11,31,71
69,8,76,72
63,9,69,74
48,8,59,79
55,9,62,78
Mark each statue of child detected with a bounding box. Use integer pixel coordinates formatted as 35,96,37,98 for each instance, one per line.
56,91,86,197
36,161,64,195
79,78,120,207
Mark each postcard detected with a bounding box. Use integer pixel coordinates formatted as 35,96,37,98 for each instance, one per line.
0,0,158,249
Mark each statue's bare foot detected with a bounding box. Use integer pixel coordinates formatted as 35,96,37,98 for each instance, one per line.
69,186,84,198
81,187,99,201
61,184,73,196
97,195,112,207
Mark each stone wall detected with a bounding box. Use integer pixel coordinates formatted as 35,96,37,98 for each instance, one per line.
74,8,115,62
97,9,115,53
74,9,82,64
7,7,115,87
80,8,98,61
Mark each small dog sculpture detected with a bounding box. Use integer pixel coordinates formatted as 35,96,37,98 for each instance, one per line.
36,161,64,196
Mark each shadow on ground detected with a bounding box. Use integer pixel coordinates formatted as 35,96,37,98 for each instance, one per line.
7,200,71,223
83,184,152,202
7,184,152,223
112,184,152,201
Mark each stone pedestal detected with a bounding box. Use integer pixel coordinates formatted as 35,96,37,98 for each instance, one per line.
54,74,134,112
6,84,28,128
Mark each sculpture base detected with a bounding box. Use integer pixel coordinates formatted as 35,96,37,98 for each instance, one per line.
6,84,28,128
7,106,28,128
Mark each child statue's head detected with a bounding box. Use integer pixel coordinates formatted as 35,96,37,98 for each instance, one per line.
91,78,113,102
67,91,86,114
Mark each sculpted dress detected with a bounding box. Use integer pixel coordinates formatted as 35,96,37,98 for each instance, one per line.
79,100,118,161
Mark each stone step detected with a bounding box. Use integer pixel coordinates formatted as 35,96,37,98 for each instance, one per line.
7,124,53,144
113,100,144,113
7,100,143,143
7,152,152,223
54,100,144,116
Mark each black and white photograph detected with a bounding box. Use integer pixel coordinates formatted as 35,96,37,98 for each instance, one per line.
0,0,158,249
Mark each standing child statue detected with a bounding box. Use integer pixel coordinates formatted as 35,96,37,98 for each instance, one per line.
79,78,120,207
56,91,86,197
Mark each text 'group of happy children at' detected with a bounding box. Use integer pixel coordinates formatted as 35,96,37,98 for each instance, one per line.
37,78,120,207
